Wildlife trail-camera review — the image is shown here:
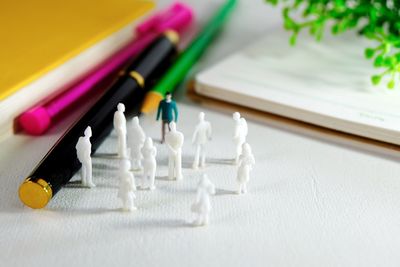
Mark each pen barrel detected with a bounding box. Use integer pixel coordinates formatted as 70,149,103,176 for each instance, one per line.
19,32,178,209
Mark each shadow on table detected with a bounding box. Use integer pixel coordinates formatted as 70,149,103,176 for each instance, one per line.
207,158,235,165
92,153,118,159
215,188,237,196
119,218,191,229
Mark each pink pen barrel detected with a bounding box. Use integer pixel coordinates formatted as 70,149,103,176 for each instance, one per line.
18,33,157,135
18,1,194,135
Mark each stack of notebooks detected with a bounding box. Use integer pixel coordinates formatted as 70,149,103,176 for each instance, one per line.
193,29,400,154
0,0,154,139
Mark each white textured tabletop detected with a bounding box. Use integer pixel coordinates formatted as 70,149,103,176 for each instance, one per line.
1,1,400,267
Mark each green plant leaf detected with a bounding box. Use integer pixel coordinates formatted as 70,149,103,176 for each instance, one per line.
365,48,375,59
371,75,381,85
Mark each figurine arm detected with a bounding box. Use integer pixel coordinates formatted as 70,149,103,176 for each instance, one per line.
192,128,198,145
172,102,178,122
207,123,212,140
233,125,240,139
166,143,177,155
139,127,145,139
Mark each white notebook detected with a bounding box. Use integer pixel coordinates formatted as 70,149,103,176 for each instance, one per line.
195,30,400,145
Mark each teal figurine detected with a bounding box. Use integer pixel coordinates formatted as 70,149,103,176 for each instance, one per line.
156,92,178,143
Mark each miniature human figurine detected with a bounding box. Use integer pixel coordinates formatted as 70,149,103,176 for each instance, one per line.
236,143,255,194
232,112,248,164
75,126,95,188
118,158,137,211
191,174,216,226
165,122,184,180
141,137,157,190
191,112,212,169
156,92,178,143
128,116,146,170
114,103,127,158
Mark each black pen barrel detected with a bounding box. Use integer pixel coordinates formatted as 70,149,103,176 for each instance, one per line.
19,30,179,209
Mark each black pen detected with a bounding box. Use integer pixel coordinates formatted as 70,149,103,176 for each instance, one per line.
19,30,179,209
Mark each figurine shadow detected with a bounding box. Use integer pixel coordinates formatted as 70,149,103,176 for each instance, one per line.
93,162,117,170
156,175,173,181
207,158,235,165
215,188,237,196
64,181,86,188
121,218,190,229
49,207,121,215
64,180,118,189
92,153,119,159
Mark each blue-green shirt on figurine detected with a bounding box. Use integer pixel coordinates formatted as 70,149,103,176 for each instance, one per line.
156,97,178,122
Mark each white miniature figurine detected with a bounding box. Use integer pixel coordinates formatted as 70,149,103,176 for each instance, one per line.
75,126,95,188
165,122,184,180
191,174,216,226
141,137,157,190
128,116,146,170
118,158,137,211
236,143,255,194
191,112,212,169
114,103,127,158
232,112,248,164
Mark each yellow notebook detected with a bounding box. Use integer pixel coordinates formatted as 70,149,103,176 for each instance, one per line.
0,0,154,100
0,0,154,138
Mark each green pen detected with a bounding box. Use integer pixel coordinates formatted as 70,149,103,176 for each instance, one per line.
140,0,237,113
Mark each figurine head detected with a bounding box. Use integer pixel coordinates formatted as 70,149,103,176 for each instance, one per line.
132,116,139,126
233,112,240,121
119,158,131,172
117,103,125,112
84,126,92,138
165,92,172,102
144,137,153,148
169,121,176,132
198,112,205,121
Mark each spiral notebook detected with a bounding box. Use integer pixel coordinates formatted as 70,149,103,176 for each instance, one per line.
194,31,400,146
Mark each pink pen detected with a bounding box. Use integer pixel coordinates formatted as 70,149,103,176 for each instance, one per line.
19,2,194,135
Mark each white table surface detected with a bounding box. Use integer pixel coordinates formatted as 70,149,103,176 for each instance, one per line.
2,1,400,266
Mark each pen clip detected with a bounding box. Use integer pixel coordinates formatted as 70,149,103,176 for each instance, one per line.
136,2,194,35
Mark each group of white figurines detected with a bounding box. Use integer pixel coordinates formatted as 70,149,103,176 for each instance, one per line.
75,103,255,226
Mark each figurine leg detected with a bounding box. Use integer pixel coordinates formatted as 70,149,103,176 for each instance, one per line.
235,143,242,164
200,145,206,168
192,145,200,169
141,171,147,189
86,160,95,188
127,195,136,211
149,168,156,190
81,165,87,186
120,136,127,158
117,135,122,157
203,214,209,225
242,183,247,194
237,183,243,194
168,156,174,180
135,159,142,170
176,151,183,180
193,214,201,226
161,121,168,143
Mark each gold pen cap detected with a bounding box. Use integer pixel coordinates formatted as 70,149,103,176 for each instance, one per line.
19,178,52,209
163,30,179,45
